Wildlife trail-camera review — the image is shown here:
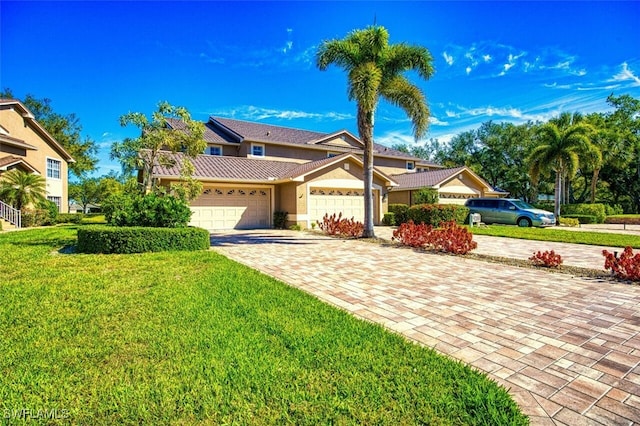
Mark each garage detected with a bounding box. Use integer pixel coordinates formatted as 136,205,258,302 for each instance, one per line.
189,187,271,230
308,188,366,224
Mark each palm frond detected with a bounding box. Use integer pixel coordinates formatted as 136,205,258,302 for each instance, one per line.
380,76,429,139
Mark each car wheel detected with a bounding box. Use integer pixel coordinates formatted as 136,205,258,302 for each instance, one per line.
517,217,532,227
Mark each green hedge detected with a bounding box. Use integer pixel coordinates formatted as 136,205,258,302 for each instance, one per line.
382,212,396,226
77,226,210,254
561,204,606,223
56,213,84,224
407,204,469,226
388,204,409,225
562,214,598,224
605,215,640,225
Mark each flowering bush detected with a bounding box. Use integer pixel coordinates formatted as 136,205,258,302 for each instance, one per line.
603,247,640,281
529,250,563,267
392,220,477,254
317,213,364,238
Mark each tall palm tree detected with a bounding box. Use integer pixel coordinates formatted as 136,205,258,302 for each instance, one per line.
0,169,47,210
316,26,434,237
528,119,597,221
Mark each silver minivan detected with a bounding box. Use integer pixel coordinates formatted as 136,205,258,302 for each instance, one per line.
465,198,556,227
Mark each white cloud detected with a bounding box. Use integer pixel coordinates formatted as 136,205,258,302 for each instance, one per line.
429,116,448,126
465,66,472,75
499,52,526,76
610,62,640,86
443,52,454,66
483,54,492,63
214,105,353,122
445,110,458,118
282,41,293,54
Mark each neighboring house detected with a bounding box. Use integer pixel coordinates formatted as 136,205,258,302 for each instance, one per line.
388,166,507,205
0,99,74,213
154,117,502,231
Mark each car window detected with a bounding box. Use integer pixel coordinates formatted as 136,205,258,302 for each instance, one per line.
512,200,534,209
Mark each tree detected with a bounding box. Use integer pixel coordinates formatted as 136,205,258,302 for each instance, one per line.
0,89,98,177
69,178,102,213
527,118,597,221
111,101,206,199
316,26,434,237
0,169,46,210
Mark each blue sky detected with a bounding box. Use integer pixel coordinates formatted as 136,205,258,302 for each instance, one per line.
2,1,639,177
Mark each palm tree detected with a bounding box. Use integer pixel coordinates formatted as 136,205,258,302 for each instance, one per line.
316,26,434,237
528,119,597,222
0,169,47,210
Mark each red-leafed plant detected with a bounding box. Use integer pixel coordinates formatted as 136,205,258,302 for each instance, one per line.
529,250,563,268
603,247,640,281
317,213,364,238
392,220,477,254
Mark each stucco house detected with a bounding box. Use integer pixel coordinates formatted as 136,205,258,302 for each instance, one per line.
155,117,501,231
0,99,74,218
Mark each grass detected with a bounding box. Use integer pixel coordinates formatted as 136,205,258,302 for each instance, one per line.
468,224,640,248
0,226,527,425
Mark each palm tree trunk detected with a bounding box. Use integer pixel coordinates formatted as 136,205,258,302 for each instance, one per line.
358,105,376,238
590,168,600,204
554,169,561,224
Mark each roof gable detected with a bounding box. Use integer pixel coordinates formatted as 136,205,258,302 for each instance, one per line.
391,166,495,191
309,130,364,150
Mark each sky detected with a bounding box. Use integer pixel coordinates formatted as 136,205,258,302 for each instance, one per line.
1,1,639,178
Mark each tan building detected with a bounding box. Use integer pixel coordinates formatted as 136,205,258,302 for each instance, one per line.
0,99,74,215
158,117,502,231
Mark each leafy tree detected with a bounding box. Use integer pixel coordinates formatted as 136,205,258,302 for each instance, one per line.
0,89,98,177
69,178,102,213
0,169,46,210
111,101,206,199
317,26,434,237
527,118,597,221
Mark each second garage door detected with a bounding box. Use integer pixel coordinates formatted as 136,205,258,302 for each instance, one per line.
308,188,365,224
189,187,271,231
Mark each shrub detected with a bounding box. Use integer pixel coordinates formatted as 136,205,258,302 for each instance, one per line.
413,188,439,205
273,211,288,229
103,192,192,228
603,247,640,281
388,204,409,225
559,217,580,227
56,213,84,224
562,214,597,224
529,250,563,268
317,213,364,238
382,212,396,226
407,204,469,226
561,204,606,223
605,204,624,216
392,220,477,254
289,224,302,231
21,208,50,227
76,226,210,254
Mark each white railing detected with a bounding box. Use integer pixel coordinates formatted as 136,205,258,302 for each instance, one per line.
0,200,21,228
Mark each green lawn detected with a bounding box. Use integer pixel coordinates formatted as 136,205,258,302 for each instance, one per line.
468,224,640,248
0,226,527,425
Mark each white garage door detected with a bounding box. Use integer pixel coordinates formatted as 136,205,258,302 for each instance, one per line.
309,188,365,224
189,187,270,230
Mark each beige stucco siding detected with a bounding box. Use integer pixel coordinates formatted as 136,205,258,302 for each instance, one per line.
0,107,70,212
388,190,411,205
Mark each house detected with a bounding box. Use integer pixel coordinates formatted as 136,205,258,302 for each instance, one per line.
0,99,74,215
155,117,501,231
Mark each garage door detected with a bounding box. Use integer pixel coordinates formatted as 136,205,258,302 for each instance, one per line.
189,187,270,230
309,188,365,223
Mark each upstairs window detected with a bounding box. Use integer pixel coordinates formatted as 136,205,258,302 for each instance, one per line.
327,152,340,158
206,145,222,156
47,158,61,179
251,143,265,157
406,161,415,171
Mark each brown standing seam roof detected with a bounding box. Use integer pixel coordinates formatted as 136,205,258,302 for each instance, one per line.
390,166,467,190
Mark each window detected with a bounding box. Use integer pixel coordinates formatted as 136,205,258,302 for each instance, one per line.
47,196,61,211
251,143,265,157
406,161,415,171
47,158,61,179
327,152,340,158
206,145,222,156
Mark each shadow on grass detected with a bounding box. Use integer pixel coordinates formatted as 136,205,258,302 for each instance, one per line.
210,232,323,247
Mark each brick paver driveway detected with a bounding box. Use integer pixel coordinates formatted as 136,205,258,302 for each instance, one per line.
211,230,640,425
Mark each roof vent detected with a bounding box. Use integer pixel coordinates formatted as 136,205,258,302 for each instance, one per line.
266,131,271,136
